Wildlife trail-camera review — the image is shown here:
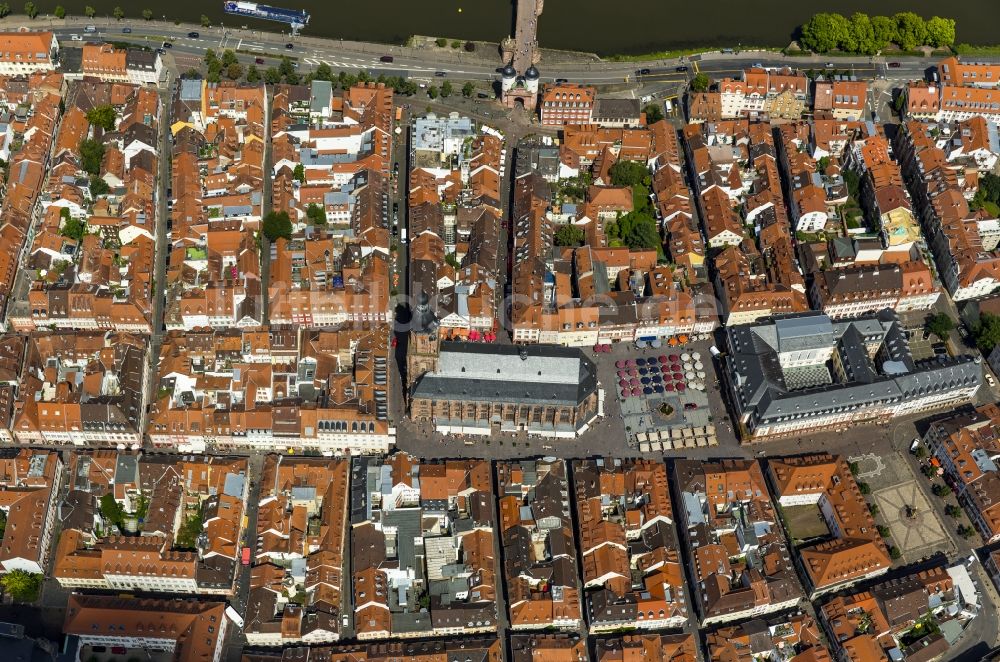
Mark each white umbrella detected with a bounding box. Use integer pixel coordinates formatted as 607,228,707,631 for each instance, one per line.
692,351,702,361
697,370,706,379
683,361,694,370
694,361,704,370
681,352,691,361
685,371,696,380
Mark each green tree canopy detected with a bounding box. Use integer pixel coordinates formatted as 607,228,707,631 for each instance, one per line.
690,73,710,92
278,57,295,78
606,212,662,255
0,4,10,18
99,493,125,528
221,49,238,68
314,62,333,81
200,14,211,27
925,16,956,48
1,570,41,602
142,8,153,20
610,160,649,188
871,15,897,49
462,82,475,97
226,63,244,80
925,313,955,341
644,103,664,124
263,67,281,84
848,13,879,55
894,12,928,50
246,64,260,83
84,5,95,18
427,85,439,99
23,1,37,19
440,80,453,97
112,6,124,19
554,224,585,247
79,138,104,175
974,312,1000,353
306,204,326,225
800,12,851,53
60,217,87,242
53,5,65,18
262,211,293,241
292,163,305,183
86,104,116,131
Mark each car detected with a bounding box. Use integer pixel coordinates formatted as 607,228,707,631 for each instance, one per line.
121,27,131,34
477,92,490,99
255,57,264,64
888,62,901,68
636,68,651,75
342,614,350,627
825,62,835,67
70,34,83,41
752,62,763,68
188,31,200,38
156,48,166,54
675,66,689,72
285,42,294,49
987,372,997,388
434,71,446,77
390,336,398,348
555,78,568,83
380,55,394,63
684,403,699,410
162,41,173,49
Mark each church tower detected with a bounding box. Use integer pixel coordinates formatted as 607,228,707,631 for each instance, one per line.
407,292,440,392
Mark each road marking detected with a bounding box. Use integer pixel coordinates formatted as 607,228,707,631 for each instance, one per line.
847,452,885,479
693,60,700,74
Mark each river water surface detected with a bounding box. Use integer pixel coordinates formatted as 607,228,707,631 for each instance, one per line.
50,0,999,55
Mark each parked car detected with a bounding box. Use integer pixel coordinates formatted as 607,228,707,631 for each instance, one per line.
636,68,650,75
684,403,699,410
70,34,83,41
380,55,394,63
752,62,763,68
675,66,688,72
255,57,265,64
161,41,173,49
987,372,996,388
121,27,132,33
888,62,901,68
434,71,446,77
555,78,568,83
476,92,490,99
825,62,835,67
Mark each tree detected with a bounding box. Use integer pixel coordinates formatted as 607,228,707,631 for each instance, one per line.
23,1,36,19
945,504,963,518
221,49,238,68
142,8,152,20
925,313,954,341
262,211,293,241
608,212,662,254
246,64,260,83
435,37,447,47
894,12,928,50
869,503,880,516
89,175,109,196
84,5,95,18
1,570,41,602
53,5,64,18
278,56,295,79
858,481,872,495
554,224,585,247
440,81,453,97
932,484,951,497
464,41,475,52
60,217,87,242
306,204,326,225
914,445,928,459
427,85,439,99
314,62,333,81
865,17,893,51
264,67,282,84
292,163,305,183
889,546,902,560
800,12,851,53
176,509,204,550
99,493,125,528
86,104,116,131
974,312,1000,353
925,16,956,48
690,73,710,92
462,81,475,98
112,6,124,20
644,103,664,124
201,14,211,27
79,138,105,176
877,524,890,537
0,4,9,18
203,48,218,67
610,160,649,188
848,13,878,55
450,40,461,49
226,63,244,80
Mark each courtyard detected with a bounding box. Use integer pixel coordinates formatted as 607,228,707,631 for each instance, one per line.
782,504,830,546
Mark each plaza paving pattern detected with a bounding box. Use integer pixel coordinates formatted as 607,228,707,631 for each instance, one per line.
871,479,953,563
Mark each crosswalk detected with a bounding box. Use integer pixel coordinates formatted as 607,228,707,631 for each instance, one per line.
301,56,441,72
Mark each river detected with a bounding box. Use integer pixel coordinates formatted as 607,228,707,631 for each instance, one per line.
46,0,998,55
